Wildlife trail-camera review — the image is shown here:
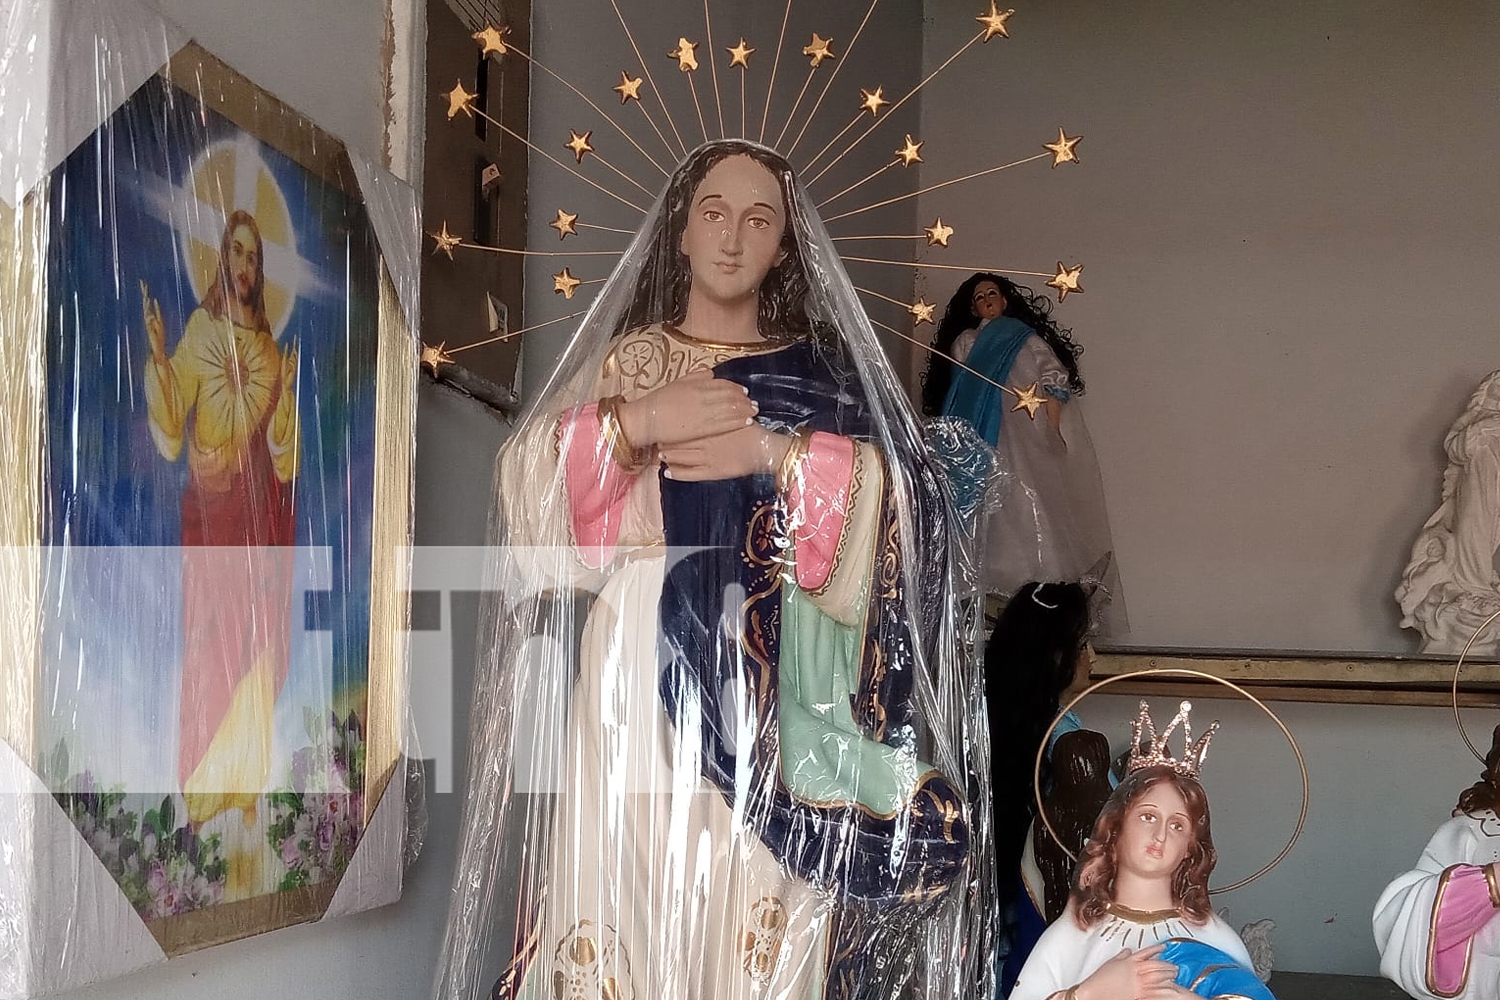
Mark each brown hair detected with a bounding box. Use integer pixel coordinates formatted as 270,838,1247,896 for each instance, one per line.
201,209,270,333
1456,724,1500,817
1071,765,1216,929
621,140,812,342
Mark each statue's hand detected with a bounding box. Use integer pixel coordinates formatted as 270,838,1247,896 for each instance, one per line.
617,369,757,448
659,425,790,482
1073,945,1176,1000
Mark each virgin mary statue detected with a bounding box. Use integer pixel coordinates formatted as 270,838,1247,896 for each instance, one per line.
432,140,992,1000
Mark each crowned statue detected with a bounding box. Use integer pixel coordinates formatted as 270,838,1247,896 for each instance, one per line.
1010,701,1276,1000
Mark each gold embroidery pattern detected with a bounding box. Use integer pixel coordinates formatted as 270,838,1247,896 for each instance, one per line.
741,896,789,983
878,496,901,601
924,786,963,845
550,920,633,1000
859,643,890,742
1426,865,1476,998
806,440,866,600
602,325,786,399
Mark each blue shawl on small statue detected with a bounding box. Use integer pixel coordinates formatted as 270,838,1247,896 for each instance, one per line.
940,315,1034,446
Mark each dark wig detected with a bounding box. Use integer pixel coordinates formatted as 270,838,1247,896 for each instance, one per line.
619,140,812,342
985,583,1091,927
1456,724,1500,817
919,272,1084,416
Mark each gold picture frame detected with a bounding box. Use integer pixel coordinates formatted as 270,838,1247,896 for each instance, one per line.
0,41,413,960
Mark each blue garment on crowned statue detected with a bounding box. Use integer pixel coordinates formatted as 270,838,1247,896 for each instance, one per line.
1160,939,1275,1000
941,316,1034,446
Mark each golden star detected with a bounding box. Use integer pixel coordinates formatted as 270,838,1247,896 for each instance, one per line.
429,221,463,260
1010,382,1046,419
1047,261,1085,300
565,129,595,163
976,1,1015,42
445,80,476,120
1044,127,1082,167
549,208,580,239
472,24,511,57
860,86,889,116
727,38,755,68
895,134,924,166
908,298,936,326
923,218,954,247
553,267,582,299
803,33,835,68
420,342,455,374
613,71,644,104
670,38,699,72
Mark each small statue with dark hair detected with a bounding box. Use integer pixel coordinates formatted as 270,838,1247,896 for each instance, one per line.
1033,729,1114,923
920,272,1124,633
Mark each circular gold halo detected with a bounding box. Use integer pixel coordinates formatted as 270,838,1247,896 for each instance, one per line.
1031,667,1309,895
1449,608,1500,764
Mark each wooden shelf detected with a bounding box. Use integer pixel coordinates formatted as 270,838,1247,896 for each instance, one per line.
1092,648,1500,707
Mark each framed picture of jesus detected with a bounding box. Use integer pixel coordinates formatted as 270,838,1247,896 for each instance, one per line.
0,39,415,991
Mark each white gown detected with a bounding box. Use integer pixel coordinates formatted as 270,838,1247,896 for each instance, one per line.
951,331,1124,634
1009,904,1254,1000
1374,810,1500,999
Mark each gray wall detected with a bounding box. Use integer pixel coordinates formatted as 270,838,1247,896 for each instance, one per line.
918,0,1500,652
917,0,1500,977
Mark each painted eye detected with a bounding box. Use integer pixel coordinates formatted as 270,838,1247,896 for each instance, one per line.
748,217,770,230
1170,820,1185,832
704,209,725,222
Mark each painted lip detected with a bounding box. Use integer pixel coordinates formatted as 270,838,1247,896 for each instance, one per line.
1146,844,1165,859
714,261,742,272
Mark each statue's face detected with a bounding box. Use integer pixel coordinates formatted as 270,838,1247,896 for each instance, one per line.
1114,778,1194,885
679,154,787,309
971,280,1005,323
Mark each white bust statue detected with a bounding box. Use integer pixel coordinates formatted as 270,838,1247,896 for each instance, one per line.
1397,370,1500,655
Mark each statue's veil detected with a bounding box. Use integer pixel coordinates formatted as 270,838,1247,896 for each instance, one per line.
433,139,994,1000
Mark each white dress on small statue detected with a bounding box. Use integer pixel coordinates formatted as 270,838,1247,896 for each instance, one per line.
951,331,1125,633
1396,370,1500,656
1008,904,1254,1000
1374,810,1500,999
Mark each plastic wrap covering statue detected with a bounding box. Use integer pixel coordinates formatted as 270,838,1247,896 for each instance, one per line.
0,4,419,995
431,140,992,1000
921,273,1124,637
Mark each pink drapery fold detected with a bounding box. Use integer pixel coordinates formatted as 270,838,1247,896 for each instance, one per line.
561,403,636,568
1430,863,1499,995
786,431,856,592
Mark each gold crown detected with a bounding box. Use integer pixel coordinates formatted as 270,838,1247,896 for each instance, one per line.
1127,700,1219,778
